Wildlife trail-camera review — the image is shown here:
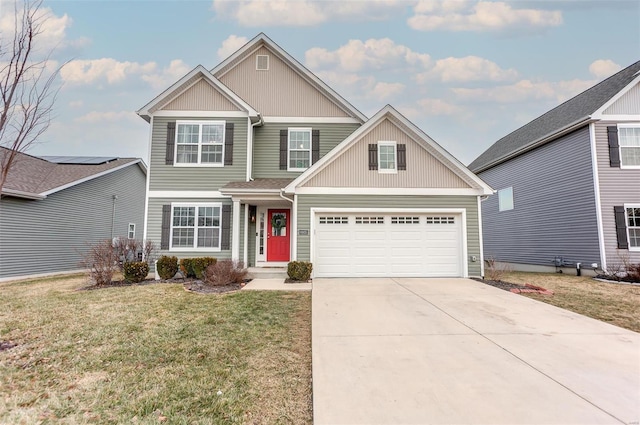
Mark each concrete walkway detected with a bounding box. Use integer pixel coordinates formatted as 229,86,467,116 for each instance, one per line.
312,278,640,425
242,278,311,291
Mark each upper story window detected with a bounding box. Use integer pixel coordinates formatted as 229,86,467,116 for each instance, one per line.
498,187,514,211
288,128,312,171
618,125,640,168
378,141,397,173
175,121,225,166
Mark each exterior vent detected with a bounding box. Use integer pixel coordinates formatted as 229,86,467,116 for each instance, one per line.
256,55,269,71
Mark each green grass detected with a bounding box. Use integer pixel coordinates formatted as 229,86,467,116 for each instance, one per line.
0,276,312,424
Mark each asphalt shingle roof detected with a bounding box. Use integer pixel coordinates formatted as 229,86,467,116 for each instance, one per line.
220,178,294,191
469,60,640,173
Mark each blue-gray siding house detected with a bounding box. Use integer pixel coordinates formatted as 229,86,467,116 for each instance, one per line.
0,149,146,280
469,61,640,273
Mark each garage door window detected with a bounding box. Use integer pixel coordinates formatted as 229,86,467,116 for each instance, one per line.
426,216,455,224
319,216,349,224
391,216,420,224
355,216,384,224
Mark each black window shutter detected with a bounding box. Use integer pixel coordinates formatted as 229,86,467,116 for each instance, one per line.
224,122,234,165
221,205,231,250
608,126,620,168
161,205,171,249
397,144,407,171
614,206,628,249
312,130,320,164
279,130,288,170
368,144,378,170
166,122,176,165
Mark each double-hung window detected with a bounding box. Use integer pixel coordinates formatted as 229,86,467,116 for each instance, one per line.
288,128,311,171
378,141,397,173
627,206,640,250
171,204,221,250
618,125,640,168
175,121,225,166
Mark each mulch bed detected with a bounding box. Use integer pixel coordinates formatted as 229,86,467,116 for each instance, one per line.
81,278,247,294
184,280,244,294
473,278,554,295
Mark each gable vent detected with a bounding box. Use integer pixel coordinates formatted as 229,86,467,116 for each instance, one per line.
256,55,269,71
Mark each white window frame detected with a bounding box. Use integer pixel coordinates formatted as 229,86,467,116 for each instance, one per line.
618,123,640,169
287,127,312,172
625,204,640,251
169,202,222,252
128,223,135,239
498,187,514,211
174,120,225,167
378,141,397,174
256,55,269,71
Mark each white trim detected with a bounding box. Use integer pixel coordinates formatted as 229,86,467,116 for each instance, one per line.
232,200,241,260
309,207,469,278
616,123,640,169
128,223,136,239
40,160,143,197
589,123,607,271
256,206,266,262
294,187,488,196
591,75,640,119
377,141,397,174
256,54,269,71
243,203,249,264
152,110,249,118
292,194,298,261
262,116,361,124
169,202,223,252
143,116,153,245
287,127,312,172
174,120,225,167
596,114,640,121
477,196,485,278
0,188,45,199
624,203,640,251
148,190,228,199
498,187,514,212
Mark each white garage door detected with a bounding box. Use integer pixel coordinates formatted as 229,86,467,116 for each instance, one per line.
314,213,463,278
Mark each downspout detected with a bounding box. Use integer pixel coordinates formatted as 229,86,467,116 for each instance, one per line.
247,114,263,181
111,194,118,239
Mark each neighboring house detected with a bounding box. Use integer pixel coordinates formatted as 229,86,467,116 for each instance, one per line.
137,33,493,278
0,149,146,280
469,60,640,273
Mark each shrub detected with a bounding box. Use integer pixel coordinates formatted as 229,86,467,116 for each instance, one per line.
180,257,217,279
287,261,313,281
81,239,118,286
113,238,156,270
179,258,197,278
203,259,248,286
123,261,149,283
156,255,178,280
484,257,510,282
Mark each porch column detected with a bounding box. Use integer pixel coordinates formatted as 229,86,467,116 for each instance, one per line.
232,200,241,261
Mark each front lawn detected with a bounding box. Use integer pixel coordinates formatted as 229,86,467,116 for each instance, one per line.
0,275,312,424
500,272,640,333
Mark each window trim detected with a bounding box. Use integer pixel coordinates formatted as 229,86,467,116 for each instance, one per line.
287,127,312,172
378,141,397,174
625,203,640,251
169,202,222,252
617,123,640,169
498,187,514,212
256,55,269,71
127,223,135,239
174,120,225,167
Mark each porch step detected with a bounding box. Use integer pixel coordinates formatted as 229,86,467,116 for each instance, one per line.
248,267,288,280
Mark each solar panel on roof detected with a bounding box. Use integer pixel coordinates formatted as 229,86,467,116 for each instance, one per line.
39,156,118,165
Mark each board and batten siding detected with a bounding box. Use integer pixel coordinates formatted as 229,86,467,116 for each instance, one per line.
253,122,360,179
146,197,235,262
594,121,640,267
148,116,248,191
217,45,351,118
0,164,146,279
295,195,482,276
603,83,640,115
302,118,471,188
478,126,600,267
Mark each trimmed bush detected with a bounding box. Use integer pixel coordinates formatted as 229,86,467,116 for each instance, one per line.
123,261,149,283
287,261,313,281
180,257,217,279
156,255,178,280
203,259,248,286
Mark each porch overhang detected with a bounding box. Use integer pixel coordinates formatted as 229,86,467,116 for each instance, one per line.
219,178,295,205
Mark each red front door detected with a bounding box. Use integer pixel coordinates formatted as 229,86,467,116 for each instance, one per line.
267,209,290,262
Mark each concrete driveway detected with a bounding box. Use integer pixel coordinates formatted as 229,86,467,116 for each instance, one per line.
312,278,640,425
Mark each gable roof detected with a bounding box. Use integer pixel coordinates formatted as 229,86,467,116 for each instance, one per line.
1,148,144,200
211,33,367,123
285,105,493,195
136,65,259,122
469,60,640,173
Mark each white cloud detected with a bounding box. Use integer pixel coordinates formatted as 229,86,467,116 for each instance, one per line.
371,82,406,101
408,1,563,33
141,59,190,90
453,78,596,103
217,35,249,60
75,111,139,124
212,0,405,27
416,56,518,83
589,59,622,79
314,71,403,104
416,98,461,115
68,100,83,108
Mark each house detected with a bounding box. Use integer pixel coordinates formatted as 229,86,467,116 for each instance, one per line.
469,60,640,274
0,149,146,280
137,33,493,278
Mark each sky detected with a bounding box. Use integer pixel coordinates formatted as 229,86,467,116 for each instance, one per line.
4,0,640,166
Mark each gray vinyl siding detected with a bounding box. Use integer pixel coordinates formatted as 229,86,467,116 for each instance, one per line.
295,195,482,276
594,121,640,268
478,126,601,267
146,197,234,262
253,122,360,179
0,165,145,279
247,218,256,267
148,116,248,191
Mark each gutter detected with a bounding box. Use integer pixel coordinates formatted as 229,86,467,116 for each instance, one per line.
1,188,46,200
247,114,263,181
